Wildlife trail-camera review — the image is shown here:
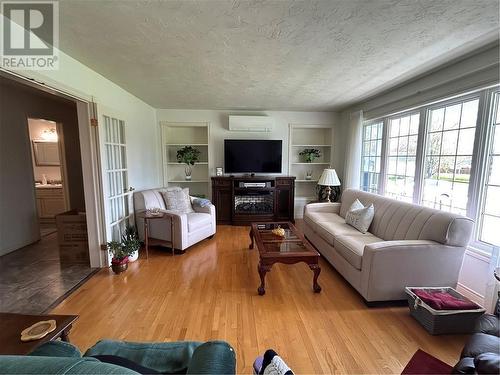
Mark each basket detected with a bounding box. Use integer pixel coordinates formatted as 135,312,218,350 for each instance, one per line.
405,287,485,335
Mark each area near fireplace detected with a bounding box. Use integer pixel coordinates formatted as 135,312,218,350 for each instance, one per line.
211,176,295,225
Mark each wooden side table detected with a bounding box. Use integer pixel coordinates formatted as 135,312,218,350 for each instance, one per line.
136,211,175,258
0,313,78,355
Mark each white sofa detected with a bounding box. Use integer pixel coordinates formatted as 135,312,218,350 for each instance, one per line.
303,189,474,302
134,188,216,251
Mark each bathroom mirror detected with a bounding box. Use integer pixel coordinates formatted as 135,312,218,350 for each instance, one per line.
33,140,60,166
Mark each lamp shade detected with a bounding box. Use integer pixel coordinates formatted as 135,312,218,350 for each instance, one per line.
318,169,341,186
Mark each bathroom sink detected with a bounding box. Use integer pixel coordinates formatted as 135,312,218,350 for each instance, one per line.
35,184,62,188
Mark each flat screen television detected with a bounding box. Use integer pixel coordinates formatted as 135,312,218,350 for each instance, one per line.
224,139,282,173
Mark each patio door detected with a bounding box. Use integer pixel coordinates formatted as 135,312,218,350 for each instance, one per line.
102,115,134,243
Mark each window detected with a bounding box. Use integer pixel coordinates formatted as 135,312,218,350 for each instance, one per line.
359,86,500,253
385,113,419,202
479,93,500,247
421,99,479,215
361,121,382,193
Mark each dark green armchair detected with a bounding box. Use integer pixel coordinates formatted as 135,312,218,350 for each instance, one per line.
0,339,236,374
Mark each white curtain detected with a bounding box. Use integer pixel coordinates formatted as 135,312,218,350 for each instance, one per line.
343,110,363,190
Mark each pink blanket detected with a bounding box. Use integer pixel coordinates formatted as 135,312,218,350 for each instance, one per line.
411,289,480,310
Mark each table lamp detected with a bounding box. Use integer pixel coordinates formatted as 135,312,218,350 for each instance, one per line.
318,169,341,202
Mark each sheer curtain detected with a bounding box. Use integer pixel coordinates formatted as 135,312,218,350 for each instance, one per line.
343,110,363,190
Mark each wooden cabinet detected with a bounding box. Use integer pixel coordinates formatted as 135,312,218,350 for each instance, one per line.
275,178,295,221
32,141,60,166
211,176,295,225
212,181,232,224
35,187,66,223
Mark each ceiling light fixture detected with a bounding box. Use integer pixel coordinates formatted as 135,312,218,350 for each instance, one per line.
40,128,58,142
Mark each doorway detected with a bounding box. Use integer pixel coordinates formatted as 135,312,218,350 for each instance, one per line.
0,76,99,314
27,119,69,237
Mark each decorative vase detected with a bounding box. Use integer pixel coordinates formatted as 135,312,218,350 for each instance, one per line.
185,165,192,181
128,250,139,262
305,171,313,180
111,257,129,274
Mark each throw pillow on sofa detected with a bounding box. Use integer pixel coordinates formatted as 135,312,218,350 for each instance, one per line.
345,199,374,234
161,187,194,214
192,197,211,209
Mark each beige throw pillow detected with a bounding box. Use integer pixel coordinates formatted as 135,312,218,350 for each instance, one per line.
345,199,374,234
161,187,193,214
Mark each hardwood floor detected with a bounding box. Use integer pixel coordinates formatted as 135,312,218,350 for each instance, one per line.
51,224,467,374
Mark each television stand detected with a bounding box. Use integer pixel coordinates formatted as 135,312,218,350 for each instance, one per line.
211,176,295,225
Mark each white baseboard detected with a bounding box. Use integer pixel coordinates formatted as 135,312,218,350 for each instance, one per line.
457,282,485,307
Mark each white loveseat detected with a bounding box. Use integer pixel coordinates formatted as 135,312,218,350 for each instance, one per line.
134,188,216,251
303,189,474,302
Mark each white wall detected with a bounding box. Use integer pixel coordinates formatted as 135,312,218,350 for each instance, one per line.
457,250,491,307
156,109,339,178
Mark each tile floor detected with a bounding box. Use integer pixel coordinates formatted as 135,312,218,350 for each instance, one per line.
0,232,97,314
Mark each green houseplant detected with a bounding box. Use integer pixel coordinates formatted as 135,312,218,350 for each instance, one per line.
299,148,321,163
107,241,129,274
176,146,201,180
122,225,141,262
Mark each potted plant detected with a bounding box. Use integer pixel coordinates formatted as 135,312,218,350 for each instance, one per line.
107,240,132,274
299,148,321,163
122,225,140,262
176,146,201,180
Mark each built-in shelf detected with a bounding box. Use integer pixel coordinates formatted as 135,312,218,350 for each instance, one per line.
161,122,210,197
289,124,334,218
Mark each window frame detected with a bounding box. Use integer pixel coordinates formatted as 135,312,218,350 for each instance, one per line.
420,93,482,217
360,119,384,193
360,85,500,255
471,88,500,252
382,110,422,202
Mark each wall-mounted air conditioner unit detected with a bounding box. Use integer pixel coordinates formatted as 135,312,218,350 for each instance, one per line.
228,115,273,132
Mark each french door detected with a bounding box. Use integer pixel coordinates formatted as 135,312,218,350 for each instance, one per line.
102,115,134,243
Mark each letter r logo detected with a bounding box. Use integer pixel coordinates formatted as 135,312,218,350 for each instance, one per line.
2,1,57,56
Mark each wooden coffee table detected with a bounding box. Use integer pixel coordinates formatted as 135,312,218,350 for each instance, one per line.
249,221,321,295
0,313,78,355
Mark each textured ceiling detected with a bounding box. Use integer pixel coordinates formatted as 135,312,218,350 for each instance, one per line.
58,0,499,111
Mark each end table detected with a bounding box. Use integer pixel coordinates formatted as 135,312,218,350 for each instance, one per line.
0,313,78,355
136,211,175,258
